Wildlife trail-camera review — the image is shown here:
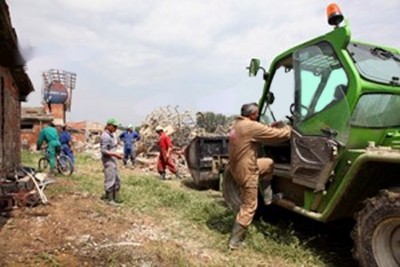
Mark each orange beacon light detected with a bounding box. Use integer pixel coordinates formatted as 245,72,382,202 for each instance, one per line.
327,3,344,27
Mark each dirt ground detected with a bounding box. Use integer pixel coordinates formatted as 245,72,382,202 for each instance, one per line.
0,168,358,267
0,179,224,267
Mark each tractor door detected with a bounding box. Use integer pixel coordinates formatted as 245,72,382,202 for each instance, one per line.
289,41,351,191
290,129,339,191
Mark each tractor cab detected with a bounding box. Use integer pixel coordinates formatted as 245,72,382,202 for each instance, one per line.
252,4,400,196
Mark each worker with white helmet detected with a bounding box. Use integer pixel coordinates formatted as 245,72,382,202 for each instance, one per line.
155,126,181,180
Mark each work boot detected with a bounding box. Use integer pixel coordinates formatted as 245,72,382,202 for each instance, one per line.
160,172,166,180
263,185,283,205
104,190,113,201
113,190,124,204
228,221,247,250
104,191,121,207
263,185,274,205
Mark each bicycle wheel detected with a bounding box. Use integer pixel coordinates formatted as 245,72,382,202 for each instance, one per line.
38,157,49,173
57,155,73,176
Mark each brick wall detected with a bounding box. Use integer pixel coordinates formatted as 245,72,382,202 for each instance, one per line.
44,103,65,122
0,67,21,178
21,122,49,151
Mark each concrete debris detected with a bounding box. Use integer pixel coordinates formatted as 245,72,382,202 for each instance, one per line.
80,105,235,178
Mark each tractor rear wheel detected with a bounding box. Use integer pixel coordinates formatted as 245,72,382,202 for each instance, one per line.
352,189,400,267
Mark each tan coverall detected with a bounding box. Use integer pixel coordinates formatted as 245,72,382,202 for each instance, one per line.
227,116,291,227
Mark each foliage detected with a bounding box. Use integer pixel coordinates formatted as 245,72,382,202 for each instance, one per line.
196,112,235,133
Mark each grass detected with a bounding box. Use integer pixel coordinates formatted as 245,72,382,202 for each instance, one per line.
39,252,60,267
21,150,338,266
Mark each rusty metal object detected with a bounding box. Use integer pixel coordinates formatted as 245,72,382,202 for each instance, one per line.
0,177,38,210
0,168,54,210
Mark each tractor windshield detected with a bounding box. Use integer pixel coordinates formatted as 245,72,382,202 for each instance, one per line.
292,41,351,144
351,94,400,128
347,42,400,85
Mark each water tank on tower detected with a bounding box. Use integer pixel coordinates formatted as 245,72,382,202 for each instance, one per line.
42,69,77,111
43,81,68,104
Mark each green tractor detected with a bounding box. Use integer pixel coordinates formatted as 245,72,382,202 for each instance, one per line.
185,4,400,266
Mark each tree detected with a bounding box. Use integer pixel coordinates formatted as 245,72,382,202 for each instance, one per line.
196,112,234,133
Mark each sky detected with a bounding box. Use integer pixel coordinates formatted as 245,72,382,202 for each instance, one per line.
7,0,399,126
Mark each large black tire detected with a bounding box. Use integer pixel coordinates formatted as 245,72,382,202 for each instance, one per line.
222,169,241,212
352,189,400,267
57,155,73,176
38,157,49,173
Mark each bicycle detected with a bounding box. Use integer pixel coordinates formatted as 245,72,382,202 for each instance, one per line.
38,148,74,176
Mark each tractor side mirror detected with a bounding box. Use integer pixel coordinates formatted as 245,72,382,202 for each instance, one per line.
248,58,261,77
247,58,269,81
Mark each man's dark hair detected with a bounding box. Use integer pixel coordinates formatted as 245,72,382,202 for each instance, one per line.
241,102,259,117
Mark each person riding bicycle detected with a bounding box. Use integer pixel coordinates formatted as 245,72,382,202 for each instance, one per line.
60,124,75,167
37,121,61,175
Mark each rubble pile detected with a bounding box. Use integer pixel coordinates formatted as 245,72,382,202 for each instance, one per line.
134,105,197,176
79,105,235,178
80,134,103,159
137,105,197,153
137,105,235,153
